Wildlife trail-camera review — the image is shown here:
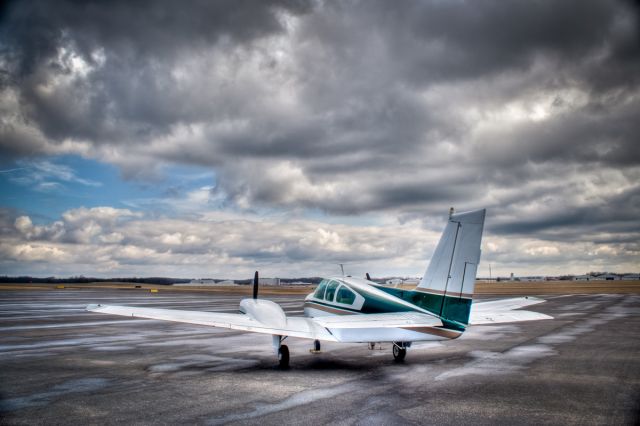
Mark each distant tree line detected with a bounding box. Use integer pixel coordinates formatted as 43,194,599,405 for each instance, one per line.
229,277,324,285
0,276,192,285
0,276,325,285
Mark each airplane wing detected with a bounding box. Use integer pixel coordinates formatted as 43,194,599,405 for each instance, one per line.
87,296,551,344
87,304,446,343
86,304,338,342
468,297,553,325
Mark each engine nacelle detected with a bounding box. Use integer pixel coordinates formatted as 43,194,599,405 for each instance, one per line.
239,299,287,328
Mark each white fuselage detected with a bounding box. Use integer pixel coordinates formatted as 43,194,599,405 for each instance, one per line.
300,277,463,343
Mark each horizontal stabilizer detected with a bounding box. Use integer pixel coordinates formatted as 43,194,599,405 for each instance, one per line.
469,310,553,325
468,297,553,325
471,296,547,313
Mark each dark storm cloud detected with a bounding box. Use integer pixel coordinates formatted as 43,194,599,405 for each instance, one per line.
489,183,640,241
1,0,312,73
472,92,640,170
0,0,313,150
325,0,617,84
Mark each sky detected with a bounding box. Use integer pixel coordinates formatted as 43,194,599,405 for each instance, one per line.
0,0,639,279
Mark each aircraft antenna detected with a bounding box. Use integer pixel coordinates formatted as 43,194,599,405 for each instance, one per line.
338,263,345,277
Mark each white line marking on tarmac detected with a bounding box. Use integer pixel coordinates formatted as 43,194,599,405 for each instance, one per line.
0,319,163,331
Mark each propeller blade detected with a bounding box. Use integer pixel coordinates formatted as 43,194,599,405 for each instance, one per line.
366,272,371,281
253,271,259,299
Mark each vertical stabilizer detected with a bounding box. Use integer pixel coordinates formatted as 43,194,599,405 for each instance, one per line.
417,208,486,324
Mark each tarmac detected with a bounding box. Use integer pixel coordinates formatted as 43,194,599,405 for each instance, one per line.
0,288,639,425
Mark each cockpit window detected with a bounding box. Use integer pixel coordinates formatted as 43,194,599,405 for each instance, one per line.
336,285,356,305
314,279,328,299
324,280,339,302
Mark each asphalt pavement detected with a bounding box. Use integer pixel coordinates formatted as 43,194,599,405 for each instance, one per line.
0,289,638,425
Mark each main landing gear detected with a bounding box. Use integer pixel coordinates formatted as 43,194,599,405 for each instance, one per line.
368,342,411,362
278,345,289,368
392,342,408,362
274,338,410,368
273,338,322,368
273,335,289,368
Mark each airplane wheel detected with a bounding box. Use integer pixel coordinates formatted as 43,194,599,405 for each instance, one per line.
278,345,290,368
393,344,406,362
314,340,321,351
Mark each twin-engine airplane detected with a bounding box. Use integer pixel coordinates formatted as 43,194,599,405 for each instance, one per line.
87,209,552,368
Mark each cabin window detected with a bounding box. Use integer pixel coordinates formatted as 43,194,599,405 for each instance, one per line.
324,280,339,302
336,286,356,305
314,279,328,299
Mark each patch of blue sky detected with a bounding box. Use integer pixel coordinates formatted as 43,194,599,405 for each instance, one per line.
0,155,217,223
1,155,387,227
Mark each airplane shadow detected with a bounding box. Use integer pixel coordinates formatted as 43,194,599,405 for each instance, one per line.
287,358,376,372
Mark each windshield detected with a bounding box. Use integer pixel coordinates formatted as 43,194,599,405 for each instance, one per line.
324,280,339,301
313,279,328,299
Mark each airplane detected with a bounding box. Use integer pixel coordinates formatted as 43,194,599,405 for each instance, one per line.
87,208,552,368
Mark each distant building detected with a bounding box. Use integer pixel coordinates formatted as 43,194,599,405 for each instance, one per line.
622,274,640,281
594,274,620,281
259,278,281,286
573,275,595,281
519,276,545,282
174,279,237,286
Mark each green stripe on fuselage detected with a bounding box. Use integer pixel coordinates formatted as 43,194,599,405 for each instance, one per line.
372,286,471,330
305,300,362,314
359,294,415,314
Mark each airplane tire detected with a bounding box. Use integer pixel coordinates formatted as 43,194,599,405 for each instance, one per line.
393,344,406,362
278,345,290,368
314,340,321,351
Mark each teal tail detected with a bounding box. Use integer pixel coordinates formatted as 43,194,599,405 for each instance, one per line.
412,208,486,328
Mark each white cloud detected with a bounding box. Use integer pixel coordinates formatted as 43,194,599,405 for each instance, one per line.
2,206,441,277
61,206,141,224
1,242,70,263
2,206,638,278
99,232,125,244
